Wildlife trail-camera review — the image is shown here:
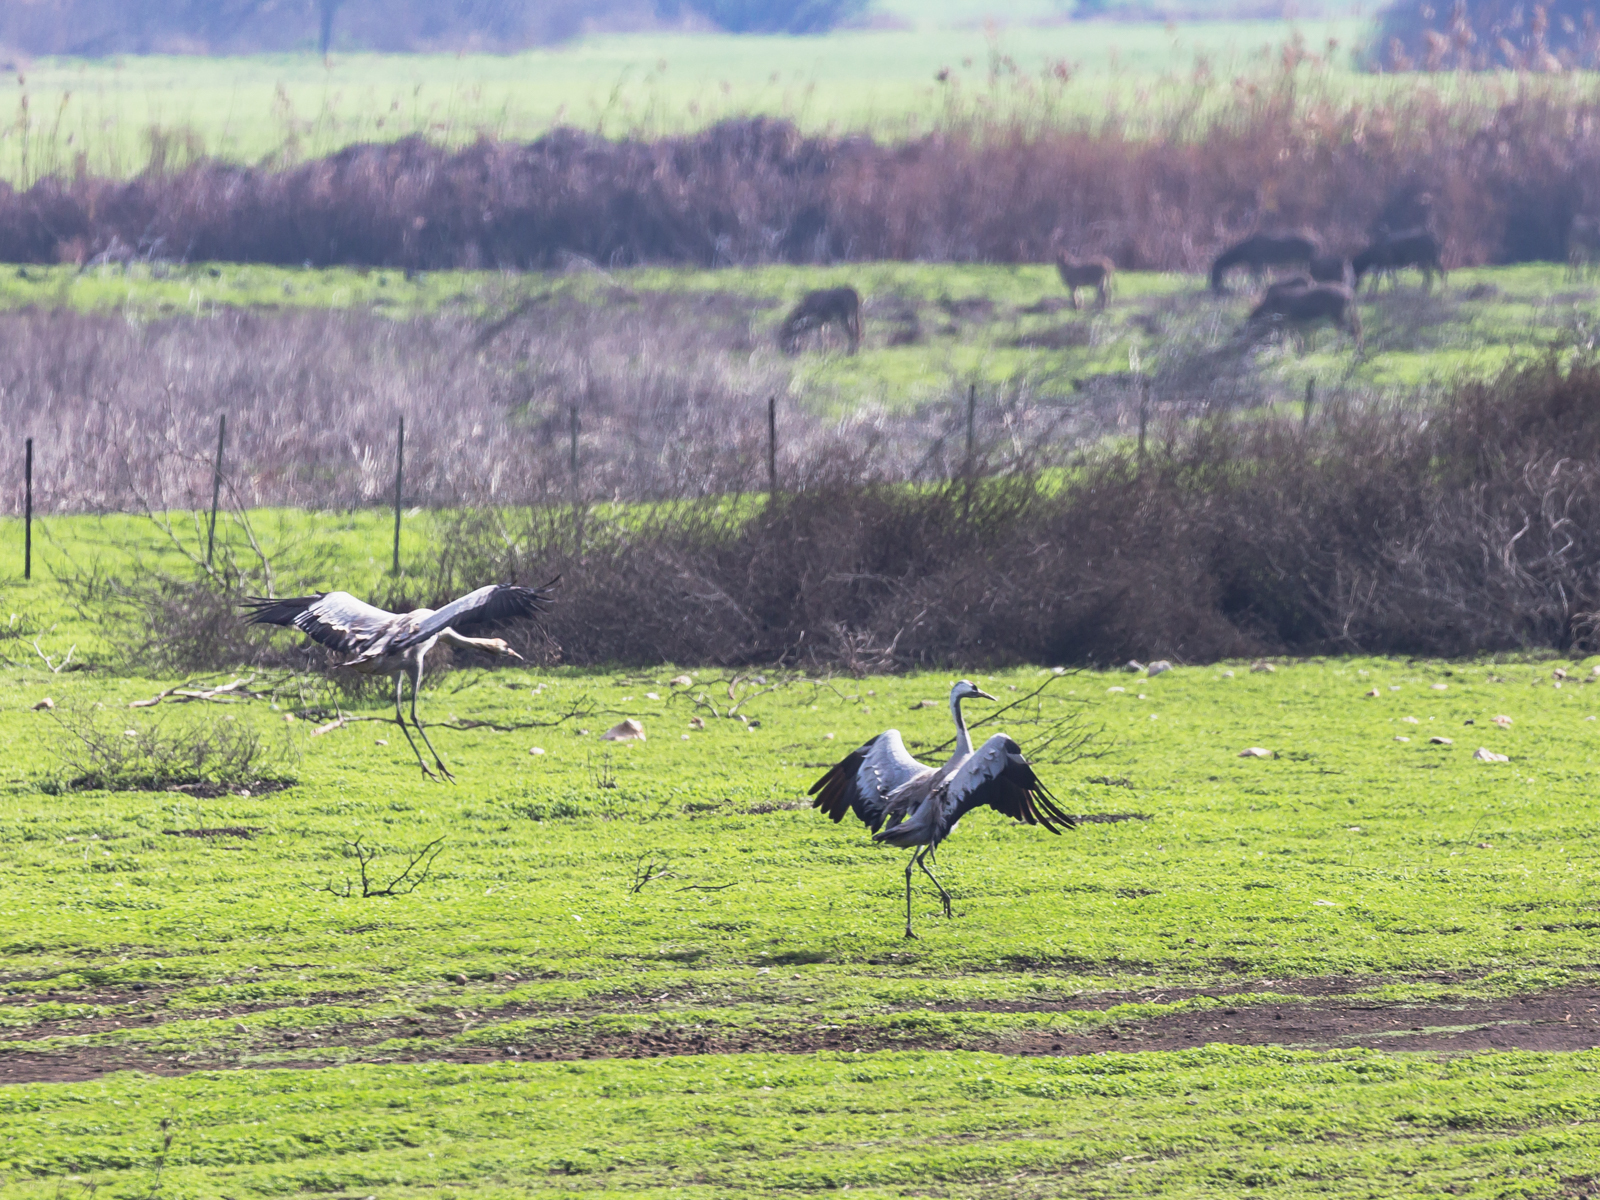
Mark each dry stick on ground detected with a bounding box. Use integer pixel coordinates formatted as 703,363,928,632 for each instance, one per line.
629,853,674,893
310,694,606,737
31,636,75,673
128,674,294,708
323,836,446,899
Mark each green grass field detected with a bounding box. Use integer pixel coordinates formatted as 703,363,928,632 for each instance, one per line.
1,514,1599,1194
0,17,1374,182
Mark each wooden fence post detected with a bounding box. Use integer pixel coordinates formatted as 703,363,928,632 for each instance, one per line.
569,406,580,497
391,416,404,576
23,437,32,582
767,395,778,497
205,414,226,568
1303,378,1316,430
965,383,977,478
1137,377,1150,465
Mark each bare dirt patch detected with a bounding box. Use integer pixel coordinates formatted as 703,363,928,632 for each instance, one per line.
4,977,1599,1084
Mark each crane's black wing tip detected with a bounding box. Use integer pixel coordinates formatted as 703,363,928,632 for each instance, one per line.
239,594,324,626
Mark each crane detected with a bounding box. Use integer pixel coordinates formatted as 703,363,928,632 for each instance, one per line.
809,679,1075,937
242,581,556,781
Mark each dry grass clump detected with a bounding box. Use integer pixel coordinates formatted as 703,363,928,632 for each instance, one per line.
6,60,1600,270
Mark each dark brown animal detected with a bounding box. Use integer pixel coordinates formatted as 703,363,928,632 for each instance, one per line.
1309,254,1353,286
1569,215,1600,280
1352,231,1445,292
1055,254,1114,310
1247,282,1361,348
779,287,862,355
1210,234,1319,293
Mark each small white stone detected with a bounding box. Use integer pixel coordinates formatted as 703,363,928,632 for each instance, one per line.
681,734,690,740
1473,747,1509,762
1493,715,1513,727
375,738,388,746
1239,747,1273,758
646,692,660,700
669,674,693,687
529,747,545,756
1365,688,1381,697
603,719,646,742
1394,736,1410,742
1431,683,1448,691
1251,661,1275,673
1107,686,1125,694
1401,716,1419,724
1429,736,1453,745
1221,670,1235,678
1147,660,1172,677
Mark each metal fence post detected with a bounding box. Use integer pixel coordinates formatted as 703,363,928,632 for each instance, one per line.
206,414,226,568
392,415,405,576
23,437,32,582
767,395,777,497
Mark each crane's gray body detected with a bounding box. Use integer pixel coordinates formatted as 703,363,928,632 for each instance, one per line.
810,681,1075,936
243,581,555,780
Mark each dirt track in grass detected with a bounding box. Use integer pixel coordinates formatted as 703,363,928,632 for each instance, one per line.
2,975,1600,1084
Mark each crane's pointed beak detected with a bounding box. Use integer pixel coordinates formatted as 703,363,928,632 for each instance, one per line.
973,688,997,702
504,646,525,661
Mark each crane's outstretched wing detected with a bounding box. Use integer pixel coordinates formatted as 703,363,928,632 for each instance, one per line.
242,592,397,656
947,734,1076,833
809,730,929,832
392,579,558,650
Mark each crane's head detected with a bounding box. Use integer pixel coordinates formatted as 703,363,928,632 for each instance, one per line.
951,679,995,704
483,639,523,661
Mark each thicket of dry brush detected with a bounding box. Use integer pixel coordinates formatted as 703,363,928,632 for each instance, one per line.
64,334,1600,669
8,60,1600,270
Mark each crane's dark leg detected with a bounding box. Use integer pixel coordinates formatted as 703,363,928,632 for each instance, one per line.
917,846,953,918
393,672,437,781
903,852,918,939
407,658,455,782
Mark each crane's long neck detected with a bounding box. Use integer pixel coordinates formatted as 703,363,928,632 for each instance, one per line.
950,691,973,757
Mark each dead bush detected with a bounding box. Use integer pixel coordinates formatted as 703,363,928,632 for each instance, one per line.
43,701,298,794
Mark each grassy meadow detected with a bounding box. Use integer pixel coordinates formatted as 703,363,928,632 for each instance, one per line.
0,257,1585,414
0,514,1598,1193
0,17,1373,182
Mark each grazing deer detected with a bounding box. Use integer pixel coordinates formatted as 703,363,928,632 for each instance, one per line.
1055,254,1114,310
779,286,862,355
1569,215,1600,280
1210,233,1319,293
1352,230,1445,292
1247,282,1361,349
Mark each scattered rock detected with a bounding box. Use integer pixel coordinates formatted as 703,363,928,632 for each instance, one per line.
1431,683,1448,691
645,692,660,700
689,717,706,730
1474,747,1509,762
1401,716,1420,724
1493,715,1513,727
1394,736,1411,742
1553,668,1568,681
1477,842,1493,850
529,747,545,756
824,732,834,740
453,973,469,985
681,734,690,740
235,1022,248,1033
1251,661,1276,673
669,674,694,687
1220,670,1235,678
603,719,646,742
1590,665,1600,681
1107,686,1126,694
911,699,939,709
1238,747,1273,758
31,697,53,711
1147,660,1172,677
375,738,388,746
1365,688,1381,697
1429,736,1453,745
1125,660,1145,673
1463,719,1475,726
